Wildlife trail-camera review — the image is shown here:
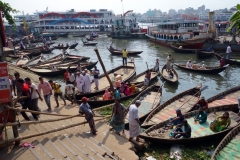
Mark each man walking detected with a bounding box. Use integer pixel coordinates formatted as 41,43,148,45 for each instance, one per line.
48,80,66,108
122,48,128,65
12,72,22,96
128,100,141,142
38,77,52,111
92,66,100,90
75,71,85,93
25,78,42,113
83,70,92,93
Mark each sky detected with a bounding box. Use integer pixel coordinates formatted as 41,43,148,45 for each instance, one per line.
5,0,239,15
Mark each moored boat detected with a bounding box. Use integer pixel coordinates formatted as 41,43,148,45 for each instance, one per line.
196,50,215,58
211,123,240,160
72,34,86,37
53,45,69,50
58,32,69,37
69,43,78,49
82,39,98,46
207,85,240,109
215,53,240,65
140,106,239,144
130,68,158,85
64,53,90,61
107,47,143,55
75,64,136,100
57,61,98,71
174,63,229,74
22,55,44,69
141,83,202,127
161,64,179,83
28,67,66,76
125,84,162,125
16,55,30,67
170,44,202,53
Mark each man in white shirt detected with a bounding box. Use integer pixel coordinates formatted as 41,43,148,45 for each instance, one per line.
200,61,206,69
226,45,232,60
69,71,76,85
186,60,192,68
65,82,75,105
75,72,85,93
25,77,42,113
128,100,141,142
83,70,92,93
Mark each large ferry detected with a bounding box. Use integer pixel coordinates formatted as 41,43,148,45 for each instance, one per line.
146,20,211,49
4,9,117,36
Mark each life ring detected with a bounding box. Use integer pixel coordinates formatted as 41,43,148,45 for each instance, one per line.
117,32,120,36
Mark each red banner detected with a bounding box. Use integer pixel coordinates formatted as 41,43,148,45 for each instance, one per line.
0,62,10,103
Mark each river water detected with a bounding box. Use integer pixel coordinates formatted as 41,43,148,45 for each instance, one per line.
45,35,239,103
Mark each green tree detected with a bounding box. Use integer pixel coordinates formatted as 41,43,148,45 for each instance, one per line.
227,4,240,33
0,1,19,29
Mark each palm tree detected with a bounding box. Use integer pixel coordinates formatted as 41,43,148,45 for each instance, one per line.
227,4,240,43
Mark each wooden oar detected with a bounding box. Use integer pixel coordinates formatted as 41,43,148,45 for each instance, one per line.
179,85,208,109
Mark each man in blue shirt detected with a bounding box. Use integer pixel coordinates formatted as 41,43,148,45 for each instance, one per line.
169,109,184,128
194,107,207,124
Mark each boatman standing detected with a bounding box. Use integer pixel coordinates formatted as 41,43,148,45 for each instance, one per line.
110,40,114,49
226,45,232,60
122,49,128,66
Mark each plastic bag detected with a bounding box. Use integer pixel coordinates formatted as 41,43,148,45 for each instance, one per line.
170,145,182,160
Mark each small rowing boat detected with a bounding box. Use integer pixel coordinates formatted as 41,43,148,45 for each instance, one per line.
16,55,30,67
22,55,44,69
170,45,203,53
28,67,66,76
69,43,78,49
64,53,90,61
53,46,69,50
161,64,179,83
130,68,158,85
207,85,240,109
174,63,229,74
215,53,240,65
142,83,202,127
211,123,240,160
140,106,239,144
72,34,86,37
125,84,162,125
82,39,98,46
196,50,215,58
107,47,143,55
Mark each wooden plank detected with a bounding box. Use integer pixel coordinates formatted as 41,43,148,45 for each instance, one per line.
38,143,55,160
90,137,114,155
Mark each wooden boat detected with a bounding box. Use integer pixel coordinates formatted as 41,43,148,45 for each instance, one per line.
82,39,98,46
58,32,69,37
64,54,90,61
86,37,96,41
196,50,215,58
215,53,240,65
174,63,229,74
130,68,158,85
53,46,69,49
22,55,44,69
72,34,86,37
141,83,202,127
125,84,162,125
7,52,32,59
37,59,81,68
28,67,66,76
140,106,239,144
41,48,54,54
16,55,30,67
27,54,63,67
107,47,143,55
207,85,240,109
161,64,179,83
56,61,98,71
170,45,203,53
69,43,78,49
75,64,136,100
211,123,240,160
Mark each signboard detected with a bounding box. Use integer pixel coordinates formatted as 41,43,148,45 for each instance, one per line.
0,62,10,103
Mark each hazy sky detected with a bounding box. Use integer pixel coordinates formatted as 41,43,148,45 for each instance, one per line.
5,0,239,15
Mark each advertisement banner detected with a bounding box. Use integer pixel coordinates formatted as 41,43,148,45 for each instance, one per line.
0,62,11,103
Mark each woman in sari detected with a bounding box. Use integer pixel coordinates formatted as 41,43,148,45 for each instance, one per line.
123,85,131,96
109,99,127,135
103,89,111,100
211,112,231,132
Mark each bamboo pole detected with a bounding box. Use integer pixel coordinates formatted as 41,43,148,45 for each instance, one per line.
6,106,106,117
94,48,115,98
0,116,111,145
